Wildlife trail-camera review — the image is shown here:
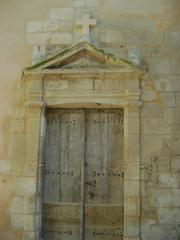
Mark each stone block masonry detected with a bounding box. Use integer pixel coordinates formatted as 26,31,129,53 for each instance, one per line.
26,3,100,63
27,21,42,33
49,8,74,20
26,7,75,63
1,1,179,240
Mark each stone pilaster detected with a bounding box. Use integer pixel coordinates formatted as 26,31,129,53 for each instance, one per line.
23,101,45,240
124,91,142,240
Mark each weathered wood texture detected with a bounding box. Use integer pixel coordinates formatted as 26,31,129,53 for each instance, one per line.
42,109,124,240
43,109,83,240
85,109,124,240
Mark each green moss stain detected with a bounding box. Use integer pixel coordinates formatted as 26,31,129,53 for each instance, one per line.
23,41,140,74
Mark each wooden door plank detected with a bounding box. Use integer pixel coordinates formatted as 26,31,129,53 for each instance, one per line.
85,110,102,204
100,112,109,204
84,109,124,240
69,111,83,203
59,112,69,202
85,110,111,204
108,111,124,204
59,110,84,202
44,111,60,202
43,109,83,240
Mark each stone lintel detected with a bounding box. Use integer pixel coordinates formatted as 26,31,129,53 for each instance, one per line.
23,69,140,81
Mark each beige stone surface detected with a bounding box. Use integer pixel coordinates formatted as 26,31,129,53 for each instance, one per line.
0,0,180,239
51,32,72,44
49,8,74,20
26,33,52,45
42,20,60,32
27,22,42,33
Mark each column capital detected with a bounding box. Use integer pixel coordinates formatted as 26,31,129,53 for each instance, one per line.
25,101,45,109
125,101,142,112
124,89,142,111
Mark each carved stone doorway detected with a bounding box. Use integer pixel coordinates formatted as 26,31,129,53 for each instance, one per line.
42,108,124,240
20,41,143,240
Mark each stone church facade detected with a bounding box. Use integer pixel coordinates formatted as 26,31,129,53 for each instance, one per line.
0,1,180,240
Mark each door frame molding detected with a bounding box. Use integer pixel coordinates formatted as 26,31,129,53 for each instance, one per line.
12,66,143,240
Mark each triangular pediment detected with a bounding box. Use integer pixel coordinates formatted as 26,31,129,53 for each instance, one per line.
54,54,108,69
25,42,139,72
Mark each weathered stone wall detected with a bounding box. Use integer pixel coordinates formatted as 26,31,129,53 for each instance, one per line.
0,0,180,239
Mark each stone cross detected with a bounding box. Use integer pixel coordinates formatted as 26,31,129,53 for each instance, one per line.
76,14,96,42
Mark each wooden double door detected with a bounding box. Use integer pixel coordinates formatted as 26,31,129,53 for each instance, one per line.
42,109,124,240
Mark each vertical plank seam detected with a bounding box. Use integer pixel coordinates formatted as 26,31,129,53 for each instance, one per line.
59,112,61,202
